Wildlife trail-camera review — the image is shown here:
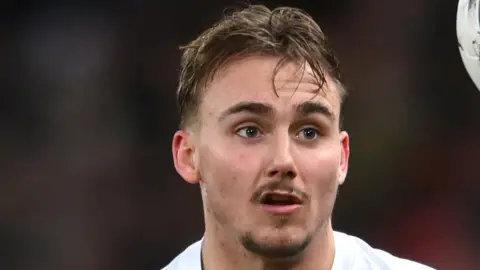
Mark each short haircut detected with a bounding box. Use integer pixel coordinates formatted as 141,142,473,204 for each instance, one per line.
177,5,346,129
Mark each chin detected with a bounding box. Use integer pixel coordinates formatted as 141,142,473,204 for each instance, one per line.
240,226,313,259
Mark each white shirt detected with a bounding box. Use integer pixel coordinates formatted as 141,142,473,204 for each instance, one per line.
162,231,435,270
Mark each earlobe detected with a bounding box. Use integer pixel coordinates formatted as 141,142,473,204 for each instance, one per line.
172,130,200,184
337,131,350,185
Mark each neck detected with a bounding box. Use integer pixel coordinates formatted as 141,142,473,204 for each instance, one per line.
201,219,336,270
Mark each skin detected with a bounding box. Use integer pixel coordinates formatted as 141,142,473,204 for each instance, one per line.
172,55,350,270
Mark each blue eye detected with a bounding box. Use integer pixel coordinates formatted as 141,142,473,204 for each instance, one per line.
237,126,261,138
298,127,319,140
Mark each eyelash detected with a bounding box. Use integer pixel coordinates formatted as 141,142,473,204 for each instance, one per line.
296,127,321,140
235,125,263,139
235,125,322,141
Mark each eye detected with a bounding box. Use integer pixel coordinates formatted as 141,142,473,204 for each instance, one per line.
236,126,262,138
297,127,320,140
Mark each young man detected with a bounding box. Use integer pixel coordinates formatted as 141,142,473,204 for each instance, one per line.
164,5,435,270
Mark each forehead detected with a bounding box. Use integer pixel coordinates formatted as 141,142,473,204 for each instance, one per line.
201,56,341,116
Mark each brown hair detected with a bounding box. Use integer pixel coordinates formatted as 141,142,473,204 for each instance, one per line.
177,5,346,129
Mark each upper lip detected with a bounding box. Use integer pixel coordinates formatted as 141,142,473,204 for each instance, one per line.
259,190,303,204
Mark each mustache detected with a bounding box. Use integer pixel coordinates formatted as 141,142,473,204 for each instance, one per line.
251,179,308,203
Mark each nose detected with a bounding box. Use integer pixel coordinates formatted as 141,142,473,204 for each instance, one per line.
265,135,297,180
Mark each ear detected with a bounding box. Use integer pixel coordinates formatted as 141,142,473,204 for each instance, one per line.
172,130,200,184
337,131,350,185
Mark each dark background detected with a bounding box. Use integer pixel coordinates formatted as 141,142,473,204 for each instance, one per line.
0,0,479,269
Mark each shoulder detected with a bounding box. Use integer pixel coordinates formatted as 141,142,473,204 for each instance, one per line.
161,239,203,270
333,231,436,270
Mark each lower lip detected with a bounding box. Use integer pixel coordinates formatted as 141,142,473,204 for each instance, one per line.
261,204,301,214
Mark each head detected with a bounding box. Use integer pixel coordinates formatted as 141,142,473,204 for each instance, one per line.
172,5,349,261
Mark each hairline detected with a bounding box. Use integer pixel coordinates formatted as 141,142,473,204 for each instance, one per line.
180,54,346,131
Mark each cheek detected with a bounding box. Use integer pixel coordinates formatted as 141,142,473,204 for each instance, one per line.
198,143,260,227
296,145,341,199
198,143,259,202
300,146,340,178
200,136,263,179
299,152,339,223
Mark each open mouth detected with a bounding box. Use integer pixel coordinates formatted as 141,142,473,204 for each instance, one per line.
260,191,303,206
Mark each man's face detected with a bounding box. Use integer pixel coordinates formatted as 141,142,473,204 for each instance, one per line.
173,55,349,258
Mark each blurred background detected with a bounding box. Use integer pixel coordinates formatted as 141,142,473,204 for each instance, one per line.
0,0,479,269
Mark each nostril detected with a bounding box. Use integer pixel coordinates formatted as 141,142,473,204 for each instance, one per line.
267,170,296,179
267,170,279,178
285,171,296,179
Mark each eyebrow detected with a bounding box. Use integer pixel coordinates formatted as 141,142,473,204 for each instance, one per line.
218,102,274,121
296,100,335,121
218,100,335,122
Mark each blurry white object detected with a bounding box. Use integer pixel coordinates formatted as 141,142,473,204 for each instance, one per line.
457,0,480,91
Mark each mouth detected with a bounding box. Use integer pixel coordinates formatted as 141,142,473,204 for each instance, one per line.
258,190,303,214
